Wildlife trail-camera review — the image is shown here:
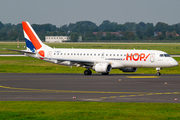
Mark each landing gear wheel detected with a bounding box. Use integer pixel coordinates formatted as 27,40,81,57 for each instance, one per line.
84,70,92,75
101,72,109,75
156,72,161,76
89,70,92,75
156,68,162,76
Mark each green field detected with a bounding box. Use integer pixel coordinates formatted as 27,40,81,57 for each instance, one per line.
0,101,180,120
1,42,180,54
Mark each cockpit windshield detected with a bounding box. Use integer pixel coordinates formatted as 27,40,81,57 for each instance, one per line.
160,54,170,57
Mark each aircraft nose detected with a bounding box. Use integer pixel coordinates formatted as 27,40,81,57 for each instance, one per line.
171,59,179,67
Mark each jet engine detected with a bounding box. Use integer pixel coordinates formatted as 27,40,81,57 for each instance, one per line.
93,63,112,73
119,67,137,72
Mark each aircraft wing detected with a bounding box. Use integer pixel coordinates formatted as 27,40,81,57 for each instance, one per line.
5,49,36,54
45,57,106,66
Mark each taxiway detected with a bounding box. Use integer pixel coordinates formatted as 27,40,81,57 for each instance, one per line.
0,73,179,103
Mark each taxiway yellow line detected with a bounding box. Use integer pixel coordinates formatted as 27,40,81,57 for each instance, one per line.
126,76,159,78
0,85,145,94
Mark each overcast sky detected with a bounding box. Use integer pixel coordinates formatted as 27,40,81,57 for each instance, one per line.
0,0,180,27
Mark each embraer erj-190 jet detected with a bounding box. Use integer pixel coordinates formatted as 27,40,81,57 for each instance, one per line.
9,21,178,76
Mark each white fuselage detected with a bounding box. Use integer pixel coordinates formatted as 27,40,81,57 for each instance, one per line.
31,48,178,69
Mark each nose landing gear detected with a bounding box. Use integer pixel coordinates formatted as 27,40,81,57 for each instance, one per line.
156,68,162,76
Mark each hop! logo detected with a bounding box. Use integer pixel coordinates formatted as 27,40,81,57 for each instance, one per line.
126,53,150,61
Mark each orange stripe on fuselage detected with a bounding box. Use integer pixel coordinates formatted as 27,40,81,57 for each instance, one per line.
22,21,42,50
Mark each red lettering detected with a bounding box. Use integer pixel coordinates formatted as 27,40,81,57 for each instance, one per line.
140,53,145,61
144,54,150,61
126,53,132,61
133,53,139,61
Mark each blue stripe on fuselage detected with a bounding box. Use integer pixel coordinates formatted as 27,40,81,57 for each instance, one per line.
25,38,36,52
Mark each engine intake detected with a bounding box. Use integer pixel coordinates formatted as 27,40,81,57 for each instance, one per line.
120,67,137,72
93,63,112,73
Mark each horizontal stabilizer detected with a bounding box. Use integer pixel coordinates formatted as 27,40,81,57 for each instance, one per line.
5,49,36,54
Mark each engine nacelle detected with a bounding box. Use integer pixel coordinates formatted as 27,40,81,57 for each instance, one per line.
119,67,137,72
93,63,112,73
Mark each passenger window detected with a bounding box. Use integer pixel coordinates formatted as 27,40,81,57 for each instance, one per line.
106,54,108,56
71,53,73,55
54,53,56,55
98,54,100,56
94,54,96,56
160,54,164,57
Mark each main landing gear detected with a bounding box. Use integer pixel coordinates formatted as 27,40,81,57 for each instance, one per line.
156,68,162,76
101,72,109,75
84,69,109,75
84,70,92,75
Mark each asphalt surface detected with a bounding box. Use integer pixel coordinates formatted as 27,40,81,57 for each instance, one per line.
0,73,180,103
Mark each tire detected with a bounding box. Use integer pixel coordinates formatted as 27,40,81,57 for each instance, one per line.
101,72,109,75
156,72,161,76
84,70,89,75
89,70,92,75
84,70,92,75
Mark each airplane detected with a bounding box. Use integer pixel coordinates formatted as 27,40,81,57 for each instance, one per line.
8,21,179,76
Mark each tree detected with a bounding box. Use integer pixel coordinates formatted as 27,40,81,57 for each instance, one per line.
0,21,4,29
136,30,142,36
70,32,79,42
124,22,136,31
124,31,136,40
172,31,177,37
68,21,98,33
146,27,154,37
154,22,168,32
156,34,164,40
114,24,126,31
139,22,146,28
99,20,118,31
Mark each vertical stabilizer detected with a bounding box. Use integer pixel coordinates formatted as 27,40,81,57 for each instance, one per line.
22,21,52,58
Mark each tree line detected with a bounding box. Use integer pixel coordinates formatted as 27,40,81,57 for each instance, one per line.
0,20,180,41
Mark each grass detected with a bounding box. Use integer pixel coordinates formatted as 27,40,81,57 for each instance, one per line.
1,42,180,54
0,101,180,120
0,56,179,74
